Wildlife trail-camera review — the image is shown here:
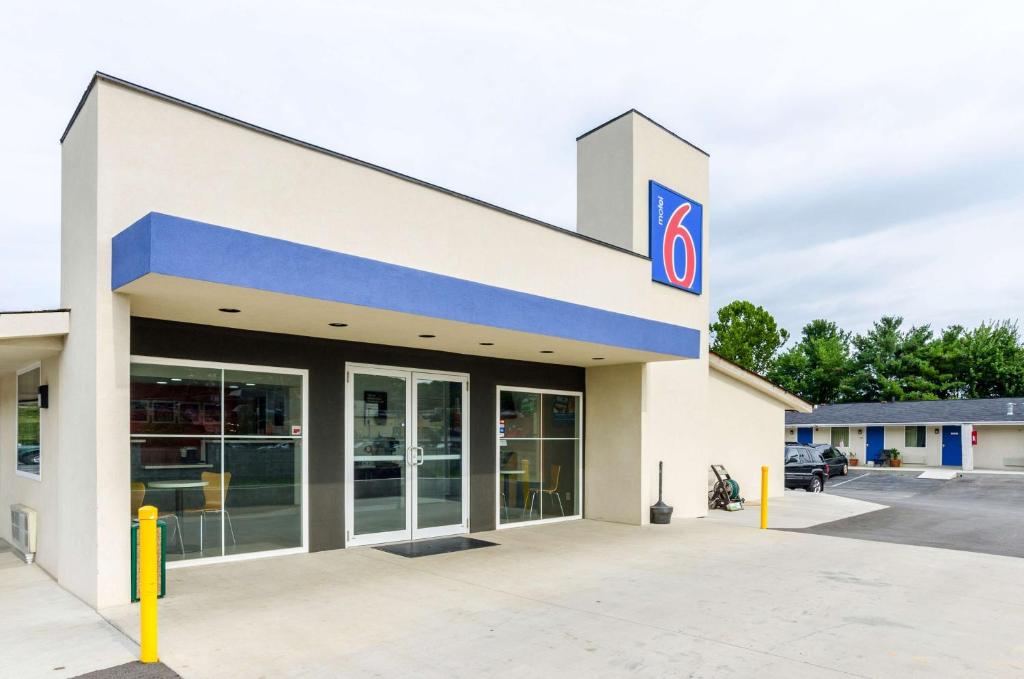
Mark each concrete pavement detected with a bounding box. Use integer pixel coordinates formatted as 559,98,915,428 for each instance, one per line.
100,500,1024,678
0,546,138,678
701,489,887,529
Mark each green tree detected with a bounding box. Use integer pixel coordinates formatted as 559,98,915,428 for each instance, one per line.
960,321,1024,398
710,300,789,375
849,317,940,401
769,319,853,404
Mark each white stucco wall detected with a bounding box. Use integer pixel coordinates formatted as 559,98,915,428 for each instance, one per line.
584,364,644,523
95,81,704,335
973,425,1024,469
708,369,785,500
0,359,60,574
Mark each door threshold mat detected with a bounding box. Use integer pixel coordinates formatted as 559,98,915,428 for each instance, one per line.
374,536,498,558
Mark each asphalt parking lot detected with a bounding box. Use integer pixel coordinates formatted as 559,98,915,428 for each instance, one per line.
788,471,1024,557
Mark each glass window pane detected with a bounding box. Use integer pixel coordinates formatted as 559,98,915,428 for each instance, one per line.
905,426,926,447
539,439,580,518
416,378,464,530
224,370,303,436
352,374,408,536
130,361,305,563
498,389,581,525
131,437,222,561
130,363,221,436
542,394,580,438
830,427,850,447
499,439,539,524
223,439,303,556
499,391,540,438
17,368,41,476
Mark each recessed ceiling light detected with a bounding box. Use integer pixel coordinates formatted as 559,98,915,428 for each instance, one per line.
540,350,554,354
328,322,348,327
156,381,167,385
228,385,239,390
219,307,241,313
170,378,182,382
419,334,436,338
245,383,256,387
479,342,494,346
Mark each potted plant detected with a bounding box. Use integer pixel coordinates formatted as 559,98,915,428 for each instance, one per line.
888,448,902,468
848,452,859,466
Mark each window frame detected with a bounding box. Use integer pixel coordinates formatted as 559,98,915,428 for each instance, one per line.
905,425,927,448
830,427,850,448
494,385,584,529
15,362,42,481
130,355,309,569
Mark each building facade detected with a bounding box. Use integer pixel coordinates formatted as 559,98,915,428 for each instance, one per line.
786,398,1024,470
0,74,808,609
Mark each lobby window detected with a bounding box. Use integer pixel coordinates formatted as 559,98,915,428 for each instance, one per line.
497,388,582,526
905,426,926,447
830,427,850,447
16,365,41,478
130,359,305,564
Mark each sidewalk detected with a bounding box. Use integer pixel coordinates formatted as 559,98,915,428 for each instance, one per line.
701,490,887,529
0,544,137,678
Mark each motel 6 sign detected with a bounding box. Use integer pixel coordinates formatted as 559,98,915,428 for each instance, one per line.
649,180,703,294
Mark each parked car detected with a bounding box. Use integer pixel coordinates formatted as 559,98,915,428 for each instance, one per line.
808,444,849,477
784,444,828,492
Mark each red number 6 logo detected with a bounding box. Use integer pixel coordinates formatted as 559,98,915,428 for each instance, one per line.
663,203,696,288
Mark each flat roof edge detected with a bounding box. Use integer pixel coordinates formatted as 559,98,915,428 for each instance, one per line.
0,310,70,340
61,72,649,262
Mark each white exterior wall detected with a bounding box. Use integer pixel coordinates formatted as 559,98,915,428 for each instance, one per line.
973,425,1024,469
0,360,59,573
584,364,644,523
96,83,702,334
59,86,134,608
708,369,785,500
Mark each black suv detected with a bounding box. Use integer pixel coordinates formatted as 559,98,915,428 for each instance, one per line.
808,444,849,477
784,444,828,492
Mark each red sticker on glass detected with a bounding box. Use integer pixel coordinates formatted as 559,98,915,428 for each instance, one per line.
291,425,302,436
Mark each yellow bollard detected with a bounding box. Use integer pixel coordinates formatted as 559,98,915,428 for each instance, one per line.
138,505,159,663
760,466,769,529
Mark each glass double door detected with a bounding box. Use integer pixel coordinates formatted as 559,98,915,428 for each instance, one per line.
345,365,469,546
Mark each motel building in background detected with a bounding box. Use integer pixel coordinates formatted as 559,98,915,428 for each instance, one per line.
0,73,809,609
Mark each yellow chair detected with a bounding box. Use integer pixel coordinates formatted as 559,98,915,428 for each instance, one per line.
189,471,236,551
131,482,185,555
526,464,565,518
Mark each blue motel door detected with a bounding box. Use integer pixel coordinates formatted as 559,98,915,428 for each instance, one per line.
942,426,963,467
796,427,813,444
866,427,884,463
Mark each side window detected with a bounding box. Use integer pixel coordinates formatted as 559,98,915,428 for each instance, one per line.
905,426,926,447
16,366,42,478
830,427,850,447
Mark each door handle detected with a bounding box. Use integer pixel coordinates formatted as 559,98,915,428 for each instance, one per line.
407,446,417,466
414,446,425,466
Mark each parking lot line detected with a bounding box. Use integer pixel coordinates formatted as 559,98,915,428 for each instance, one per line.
830,473,869,488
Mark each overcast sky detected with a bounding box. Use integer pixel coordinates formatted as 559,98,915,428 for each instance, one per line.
2,1,1022,339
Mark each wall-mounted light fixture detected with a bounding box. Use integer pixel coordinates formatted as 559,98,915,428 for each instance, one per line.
934,428,940,435
38,385,49,409
857,428,863,435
